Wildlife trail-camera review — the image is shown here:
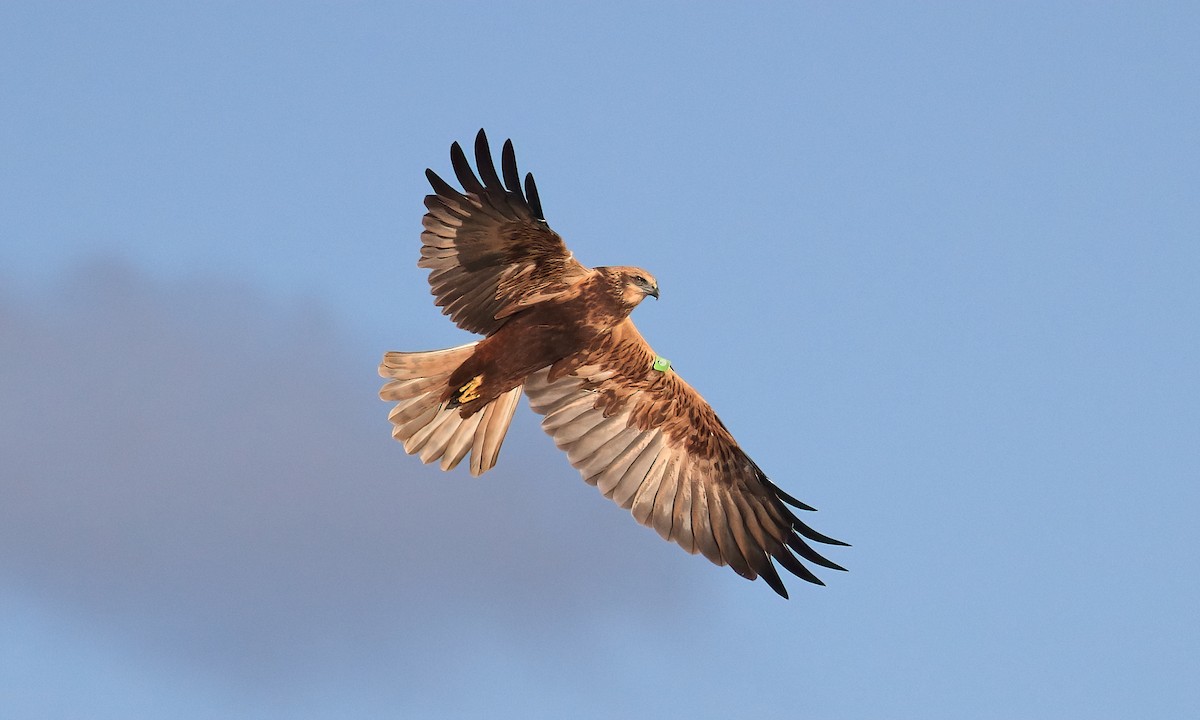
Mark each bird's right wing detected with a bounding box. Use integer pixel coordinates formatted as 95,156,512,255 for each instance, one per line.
419,130,592,336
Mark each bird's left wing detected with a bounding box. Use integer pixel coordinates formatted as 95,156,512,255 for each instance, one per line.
524,319,847,598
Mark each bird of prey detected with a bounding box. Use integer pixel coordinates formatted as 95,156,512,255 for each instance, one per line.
380,130,846,597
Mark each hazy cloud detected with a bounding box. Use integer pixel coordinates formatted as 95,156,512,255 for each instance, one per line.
0,258,702,694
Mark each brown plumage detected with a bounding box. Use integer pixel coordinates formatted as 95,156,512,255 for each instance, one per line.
380,130,846,597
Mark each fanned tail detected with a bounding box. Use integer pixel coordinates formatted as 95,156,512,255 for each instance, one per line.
379,343,522,476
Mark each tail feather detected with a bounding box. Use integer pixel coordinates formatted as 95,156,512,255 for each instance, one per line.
472,387,522,475
379,343,522,476
442,410,483,469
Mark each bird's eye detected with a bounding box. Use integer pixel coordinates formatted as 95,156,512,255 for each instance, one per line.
633,275,646,284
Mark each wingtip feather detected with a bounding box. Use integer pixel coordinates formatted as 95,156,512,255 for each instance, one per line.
758,557,790,599
450,140,484,196
524,172,544,220
501,139,522,194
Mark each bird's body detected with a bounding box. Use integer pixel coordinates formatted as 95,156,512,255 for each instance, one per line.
441,266,652,414
381,130,846,597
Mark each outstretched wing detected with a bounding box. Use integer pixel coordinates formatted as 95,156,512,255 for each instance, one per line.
523,319,847,598
419,129,592,336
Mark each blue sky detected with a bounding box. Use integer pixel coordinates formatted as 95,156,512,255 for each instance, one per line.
2,2,1198,718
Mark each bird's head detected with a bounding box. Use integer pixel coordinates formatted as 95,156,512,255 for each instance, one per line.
602,266,659,308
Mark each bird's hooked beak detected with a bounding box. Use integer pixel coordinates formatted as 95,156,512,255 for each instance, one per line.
629,272,658,301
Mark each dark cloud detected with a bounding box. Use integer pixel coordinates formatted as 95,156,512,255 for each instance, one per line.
0,258,702,689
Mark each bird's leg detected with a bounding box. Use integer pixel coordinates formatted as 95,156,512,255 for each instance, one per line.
448,374,484,407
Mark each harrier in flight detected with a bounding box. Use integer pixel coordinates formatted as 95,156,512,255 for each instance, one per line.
380,131,846,597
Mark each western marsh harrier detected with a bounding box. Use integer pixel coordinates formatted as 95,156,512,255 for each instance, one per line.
380,131,846,597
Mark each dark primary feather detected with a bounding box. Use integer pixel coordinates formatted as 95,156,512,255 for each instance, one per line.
424,167,465,204
474,131,504,192
524,173,544,221
450,140,485,196
501,140,522,194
